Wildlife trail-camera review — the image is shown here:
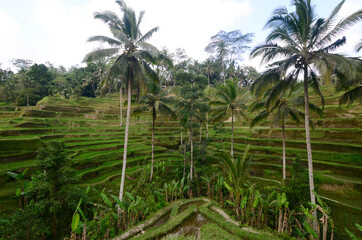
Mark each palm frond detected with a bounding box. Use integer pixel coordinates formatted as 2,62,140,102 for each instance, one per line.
250,68,281,98
355,40,362,52
94,11,122,31
83,48,119,62
309,70,325,107
87,35,121,47
265,80,288,110
249,100,266,112
137,42,159,56
110,28,131,46
320,36,346,53
137,10,145,29
250,110,270,128
318,9,362,46
138,27,159,43
211,109,228,123
339,86,362,105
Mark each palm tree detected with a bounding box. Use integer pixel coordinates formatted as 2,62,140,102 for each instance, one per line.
250,0,362,230
133,83,175,181
250,80,322,180
84,0,161,203
19,70,34,107
211,79,247,157
206,39,228,84
175,73,208,193
202,58,215,85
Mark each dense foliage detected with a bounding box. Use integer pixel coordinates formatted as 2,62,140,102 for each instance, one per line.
0,0,361,239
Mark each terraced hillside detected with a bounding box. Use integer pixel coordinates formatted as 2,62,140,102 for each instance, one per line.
0,95,182,213
0,87,361,236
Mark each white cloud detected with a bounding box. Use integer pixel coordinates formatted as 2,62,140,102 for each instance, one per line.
0,8,21,67
30,0,252,68
2,0,359,71
336,0,362,55
32,0,114,67
128,0,253,60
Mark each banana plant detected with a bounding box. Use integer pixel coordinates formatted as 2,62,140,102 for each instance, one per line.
301,204,319,239
214,175,224,208
313,191,334,240
71,186,90,240
271,192,289,233
261,190,276,227
7,168,29,208
200,176,212,198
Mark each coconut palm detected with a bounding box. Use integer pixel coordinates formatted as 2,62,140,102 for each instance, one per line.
202,58,215,85
133,83,175,182
84,0,161,203
250,80,322,180
175,72,208,191
250,0,362,230
211,79,247,157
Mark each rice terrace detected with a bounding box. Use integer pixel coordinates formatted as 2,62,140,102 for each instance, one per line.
0,0,361,239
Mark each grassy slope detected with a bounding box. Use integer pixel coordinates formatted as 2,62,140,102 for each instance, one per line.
0,86,361,238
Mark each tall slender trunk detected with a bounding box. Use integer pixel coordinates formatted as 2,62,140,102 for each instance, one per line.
199,124,202,143
190,125,193,181
189,122,194,198
150,108,155,182
53,211,57,239
304,66,318,232
91,83,97,97
282,121,286,180
183,127,186,179
26,88,29,107
119,86,123,127
207,74,210,86
222,62,226,85
119,72,132,205
206,113,209,140
231,108,234,157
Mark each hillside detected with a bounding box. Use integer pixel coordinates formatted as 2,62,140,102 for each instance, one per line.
0,86,361,238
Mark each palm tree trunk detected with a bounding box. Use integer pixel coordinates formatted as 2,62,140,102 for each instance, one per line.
222,62,226,85
304,66,318,232
183,127,186,179
150,108,155,182
231,109,234,157
199,124,202,143
190,126,193,181
120,86,123,127
189,124,194,198
119,74,132,204
206,113,209,140
282,120,286,180
91,83,97,97
26,88,29,107
208,74,210,86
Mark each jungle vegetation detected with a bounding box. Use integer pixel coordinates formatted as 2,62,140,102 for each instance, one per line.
0,0,361,239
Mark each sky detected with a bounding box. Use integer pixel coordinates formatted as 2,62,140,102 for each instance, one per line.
0,0,361,71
